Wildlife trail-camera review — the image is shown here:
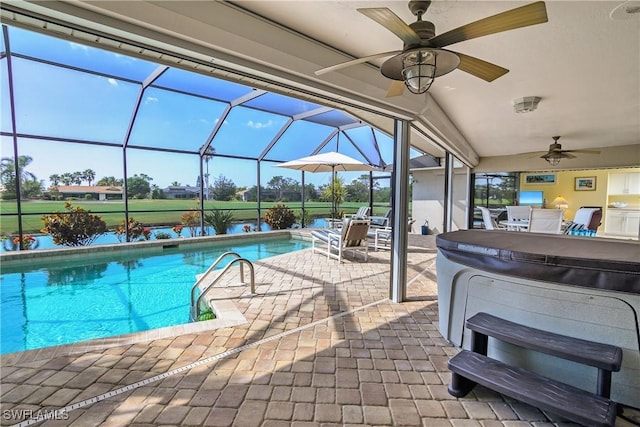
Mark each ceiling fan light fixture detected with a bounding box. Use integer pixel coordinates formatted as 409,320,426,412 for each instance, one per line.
513,96,541,113
401,49,436,94
542,153,562,166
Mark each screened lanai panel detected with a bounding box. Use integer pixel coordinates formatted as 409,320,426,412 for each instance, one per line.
262,120,335,162
343,126,384,167
127,148,199,189
304,109,357,128
7,27,158,82
318,134,372,167
374,129,395,166
1,28,5,54
127,86,227,151
11,58,139,143
153,67,254,102
209,106,288,158
20,138,123,194
1,58,11,133
242,92,323,117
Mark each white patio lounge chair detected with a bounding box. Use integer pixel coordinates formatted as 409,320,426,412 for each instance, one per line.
311,218,370,262
369,208,392,228
350,206,370,219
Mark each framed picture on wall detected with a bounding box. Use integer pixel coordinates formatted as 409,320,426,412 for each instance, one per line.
524,173,556,185
575,176,596,191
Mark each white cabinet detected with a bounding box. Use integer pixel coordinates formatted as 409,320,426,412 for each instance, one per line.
608,173,640,195
605,210,640,237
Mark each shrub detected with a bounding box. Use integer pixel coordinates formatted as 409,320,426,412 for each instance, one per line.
296,209,312,228
41,202,107,246
264,204,296,230
197,307,216,321
155,231,172,240
181,210,201,237
204,209,234,235
114,217,145,242
84,194,95,200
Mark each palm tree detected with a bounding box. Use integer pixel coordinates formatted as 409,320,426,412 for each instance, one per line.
0,155,37,196
96,176,123,186
49,174,61,186
83,169,96,186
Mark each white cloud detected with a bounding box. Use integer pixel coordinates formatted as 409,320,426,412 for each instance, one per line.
107,78,118,87
145,96,159,104
68,42,89,52
247,120,273,129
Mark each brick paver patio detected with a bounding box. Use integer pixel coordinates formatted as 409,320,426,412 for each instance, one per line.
1,233,634,426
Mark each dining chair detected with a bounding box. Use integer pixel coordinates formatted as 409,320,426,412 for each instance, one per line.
478,207,503,230
528,208,564,234
506,206,532,231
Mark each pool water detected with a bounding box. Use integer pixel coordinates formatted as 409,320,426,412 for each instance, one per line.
0,238,310,354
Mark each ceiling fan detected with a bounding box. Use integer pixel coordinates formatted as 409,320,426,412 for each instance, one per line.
315,1,548,96
532,136,601,166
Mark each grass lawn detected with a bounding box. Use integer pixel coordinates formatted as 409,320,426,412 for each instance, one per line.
0,199,386,234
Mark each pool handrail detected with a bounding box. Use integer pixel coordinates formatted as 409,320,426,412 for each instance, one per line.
190,251,255,321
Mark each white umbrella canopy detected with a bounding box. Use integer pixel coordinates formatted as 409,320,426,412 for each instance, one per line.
276,151,379,173
276,151,379,218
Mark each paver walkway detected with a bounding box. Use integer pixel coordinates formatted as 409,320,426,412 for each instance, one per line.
1,234,636,426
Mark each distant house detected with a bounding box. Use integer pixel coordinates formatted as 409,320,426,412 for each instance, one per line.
53,185,123,201
163,185,201,199
236,189,249,202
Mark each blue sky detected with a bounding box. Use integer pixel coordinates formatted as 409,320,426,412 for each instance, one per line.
1,26,406,189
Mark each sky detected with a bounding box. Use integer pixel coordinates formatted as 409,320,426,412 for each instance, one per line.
0,25,415,190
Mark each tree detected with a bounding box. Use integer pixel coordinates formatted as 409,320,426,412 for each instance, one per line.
211,174,236,201
49,174,61,186
96,176,123,186
267,176,298,201
127,174,151,199
41,202,107,246
0,155,38,198
60,173,74,185
171,181,181,186
320,176,346,218
345,175,370,202
82,169,96,186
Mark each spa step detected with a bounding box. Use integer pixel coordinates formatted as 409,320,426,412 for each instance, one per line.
466,312,623,373
448,350,618,427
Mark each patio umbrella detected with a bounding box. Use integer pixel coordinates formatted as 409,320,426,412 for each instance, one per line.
276,151,378,217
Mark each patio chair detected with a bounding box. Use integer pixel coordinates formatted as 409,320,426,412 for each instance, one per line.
311,218,370,262
506,206,532,231
369,226,392,251
369,208,392,228
478,207,504,230
528,208,564,234
350,206,370,219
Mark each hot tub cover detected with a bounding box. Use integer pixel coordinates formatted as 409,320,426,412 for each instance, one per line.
436,230,640,294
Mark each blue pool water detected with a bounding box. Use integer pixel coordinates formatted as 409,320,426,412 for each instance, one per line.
0,237,310,354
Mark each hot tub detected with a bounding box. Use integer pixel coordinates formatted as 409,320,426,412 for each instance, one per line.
436,230,640,409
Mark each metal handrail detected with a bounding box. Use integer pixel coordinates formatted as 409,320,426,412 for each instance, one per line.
190,252,255,321
190,251,244,306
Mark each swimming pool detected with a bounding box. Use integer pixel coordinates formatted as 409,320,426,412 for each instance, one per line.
0,235,311,354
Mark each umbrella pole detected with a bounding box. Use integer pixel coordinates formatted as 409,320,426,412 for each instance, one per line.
332,165,336,219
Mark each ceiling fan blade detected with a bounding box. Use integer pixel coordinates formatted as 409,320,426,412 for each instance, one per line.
566,149,601,155
357,7,421,46
456,53,509,82
429,1,548,48
315,50,401,76
386,80,406,97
